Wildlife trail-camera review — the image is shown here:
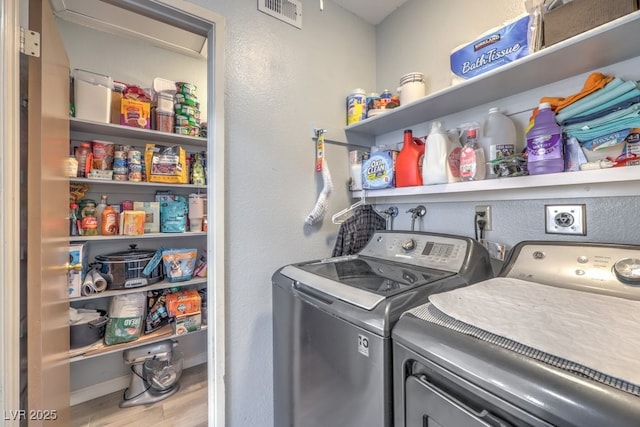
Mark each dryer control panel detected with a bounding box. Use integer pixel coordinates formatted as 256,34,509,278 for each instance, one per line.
502,241,640,300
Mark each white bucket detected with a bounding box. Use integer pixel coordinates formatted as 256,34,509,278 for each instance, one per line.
397,72,426,106
74,69,113,123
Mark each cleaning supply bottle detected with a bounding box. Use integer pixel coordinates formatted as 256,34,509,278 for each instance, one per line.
526,102,564,175
395,129,425,187
482,107,517,178
459,127,486,181
446,130,462,183
422,121,449,185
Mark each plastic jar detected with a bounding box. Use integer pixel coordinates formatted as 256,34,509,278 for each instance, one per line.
75,142,91,177
398,72,426,106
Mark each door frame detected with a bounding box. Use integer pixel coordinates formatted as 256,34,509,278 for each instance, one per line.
0,0,23,422
0,1,226,425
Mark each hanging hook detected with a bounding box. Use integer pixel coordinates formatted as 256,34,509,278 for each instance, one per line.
314,128,327,138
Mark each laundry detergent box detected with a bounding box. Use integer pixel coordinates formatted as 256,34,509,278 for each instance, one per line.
362,150,398,190
450,14,531,85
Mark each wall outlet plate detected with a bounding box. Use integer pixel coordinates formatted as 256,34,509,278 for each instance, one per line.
545,204,586,235
475,205,492,231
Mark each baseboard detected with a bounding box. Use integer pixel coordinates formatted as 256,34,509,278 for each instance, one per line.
70,351,207,406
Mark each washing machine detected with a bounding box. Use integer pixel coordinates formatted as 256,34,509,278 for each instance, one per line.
272,230,493,427
393,241,640,427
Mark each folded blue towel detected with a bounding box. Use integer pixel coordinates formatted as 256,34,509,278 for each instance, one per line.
564,103,640,141
561,95,640,126
556,79,639,123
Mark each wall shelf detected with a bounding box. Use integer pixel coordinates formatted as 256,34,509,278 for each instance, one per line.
345,11,640,142
354,165,640,204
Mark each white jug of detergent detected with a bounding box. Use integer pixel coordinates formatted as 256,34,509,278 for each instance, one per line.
422,121,449,185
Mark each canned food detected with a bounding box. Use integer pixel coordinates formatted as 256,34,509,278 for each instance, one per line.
128,150,142,164
175,82,197,95
113,173,128,181
346,88,367,125
175,114,200,127
174,103,200,119
174,92,198,107
174,126,200,137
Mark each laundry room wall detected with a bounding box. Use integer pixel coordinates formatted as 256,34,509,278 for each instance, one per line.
375,0,640,251
190,0,376,426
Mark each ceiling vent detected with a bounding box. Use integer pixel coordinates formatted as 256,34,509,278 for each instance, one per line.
258,0,302,29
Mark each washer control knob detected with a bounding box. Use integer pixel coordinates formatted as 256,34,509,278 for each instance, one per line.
401,239,417,251
613,258,640,286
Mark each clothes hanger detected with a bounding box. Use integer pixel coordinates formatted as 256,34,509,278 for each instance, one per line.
331,191,367,224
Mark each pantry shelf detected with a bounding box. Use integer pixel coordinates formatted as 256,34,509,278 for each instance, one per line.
69,277,207,302
70,117,206,147
69,232,206,243
69,325,207,363
353,165,640,204
70,177,207,191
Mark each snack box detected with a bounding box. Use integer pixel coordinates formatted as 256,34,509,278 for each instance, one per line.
165,289,201,317
450,14,530,84
133,201,160,233
121,98,151,129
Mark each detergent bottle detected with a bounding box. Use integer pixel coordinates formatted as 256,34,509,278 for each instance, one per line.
422,121,449,185
395,129,425,187
526,102,564,175
446,129,462,183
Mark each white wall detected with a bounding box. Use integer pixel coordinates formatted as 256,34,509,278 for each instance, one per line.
190,1,376,425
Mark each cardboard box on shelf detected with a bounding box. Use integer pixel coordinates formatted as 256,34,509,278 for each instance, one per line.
166,288,201,317
543,0,638,47
173,312,202,335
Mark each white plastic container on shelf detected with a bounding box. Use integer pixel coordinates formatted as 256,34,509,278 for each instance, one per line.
74,69,113,123
482,107,517,178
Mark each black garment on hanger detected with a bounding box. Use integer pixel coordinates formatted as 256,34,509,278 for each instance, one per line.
331,205,386,257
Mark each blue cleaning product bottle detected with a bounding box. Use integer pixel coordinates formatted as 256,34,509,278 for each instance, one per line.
526,102,565,175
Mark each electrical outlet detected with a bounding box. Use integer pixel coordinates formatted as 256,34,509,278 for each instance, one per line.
545,204,586,235
475,205,492,231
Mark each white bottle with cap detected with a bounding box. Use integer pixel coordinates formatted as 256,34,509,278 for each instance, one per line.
482,107,517,178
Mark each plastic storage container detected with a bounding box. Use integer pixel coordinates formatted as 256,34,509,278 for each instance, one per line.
526,102,564,175
74,69,113,123
482,107,517,177
397,72,426,106
422,121,449,185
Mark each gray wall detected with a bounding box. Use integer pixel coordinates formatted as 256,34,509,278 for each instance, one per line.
192,1,376,425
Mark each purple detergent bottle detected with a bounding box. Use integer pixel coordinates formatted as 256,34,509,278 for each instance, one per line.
526,102,565,175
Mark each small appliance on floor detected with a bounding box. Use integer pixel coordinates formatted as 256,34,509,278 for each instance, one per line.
120,339,184,408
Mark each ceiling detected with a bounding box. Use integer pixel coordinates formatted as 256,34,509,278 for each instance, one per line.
332,0,410,25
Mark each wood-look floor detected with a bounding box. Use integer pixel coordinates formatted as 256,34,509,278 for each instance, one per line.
71,363,208,427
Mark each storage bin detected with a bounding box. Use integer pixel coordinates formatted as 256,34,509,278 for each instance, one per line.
73,69,113,123
543,0,639,47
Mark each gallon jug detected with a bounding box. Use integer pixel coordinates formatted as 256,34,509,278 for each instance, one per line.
526,102,564,175
482,107,517,177
422,121,449,185
395,129,425,187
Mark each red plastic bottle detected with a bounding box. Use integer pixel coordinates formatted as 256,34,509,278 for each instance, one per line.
395,129,425,187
